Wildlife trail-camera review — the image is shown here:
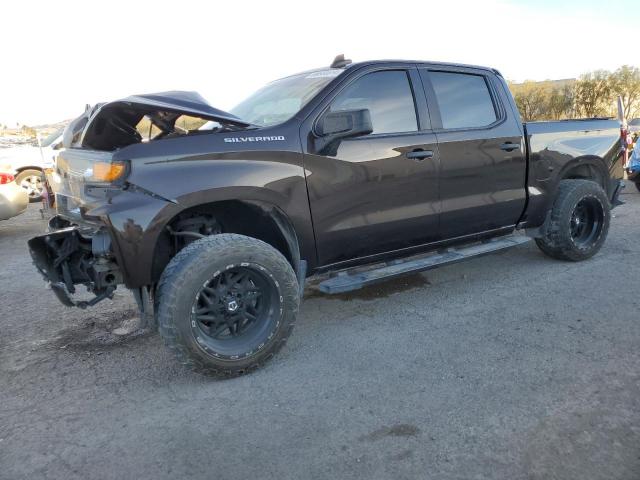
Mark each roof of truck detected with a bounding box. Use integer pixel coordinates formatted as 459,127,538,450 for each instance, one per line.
347,59,499,73
275,59,501,84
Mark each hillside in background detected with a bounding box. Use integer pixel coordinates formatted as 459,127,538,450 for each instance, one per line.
0,120,69,148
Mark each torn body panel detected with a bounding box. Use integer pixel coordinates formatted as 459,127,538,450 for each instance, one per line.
76,91,252,151
28,218,122,308
39,92,311,306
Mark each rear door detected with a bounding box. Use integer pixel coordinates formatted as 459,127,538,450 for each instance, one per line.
419,67,526,239
301,66,441,266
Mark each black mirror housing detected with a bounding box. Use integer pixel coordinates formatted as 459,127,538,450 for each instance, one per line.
315,109,373,156
317,109,372,137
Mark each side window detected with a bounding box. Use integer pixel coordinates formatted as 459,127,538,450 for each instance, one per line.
428,71,497,129
329,70,417,135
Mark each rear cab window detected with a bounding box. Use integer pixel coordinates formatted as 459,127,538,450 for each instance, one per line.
426,71,498,129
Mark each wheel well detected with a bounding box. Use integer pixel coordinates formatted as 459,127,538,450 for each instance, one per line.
151,200,298,283
15,166,43,174
560,162,605,189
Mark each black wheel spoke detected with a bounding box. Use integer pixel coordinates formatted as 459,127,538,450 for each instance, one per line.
212,322,230,338
200,291,214,305
245,290,262,300
569,197,604,248
190,265,278,349
202,286,220,300
230,317,243,336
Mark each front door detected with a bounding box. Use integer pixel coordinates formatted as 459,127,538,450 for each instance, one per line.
302,68,441,266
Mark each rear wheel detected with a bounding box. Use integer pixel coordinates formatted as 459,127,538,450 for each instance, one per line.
156,234,299,377
15,169,44,202
535,179,610,261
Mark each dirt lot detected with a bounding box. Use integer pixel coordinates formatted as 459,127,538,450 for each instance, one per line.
1,185,639,480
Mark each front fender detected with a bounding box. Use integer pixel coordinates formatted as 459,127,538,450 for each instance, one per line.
97,151,315,288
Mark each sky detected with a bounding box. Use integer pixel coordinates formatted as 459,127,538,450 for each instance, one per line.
1,0,638,126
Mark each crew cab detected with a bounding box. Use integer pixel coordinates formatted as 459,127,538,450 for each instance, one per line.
29,56,625,376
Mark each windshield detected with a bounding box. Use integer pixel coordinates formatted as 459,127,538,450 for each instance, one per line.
230,69,343,127
40,127,64,147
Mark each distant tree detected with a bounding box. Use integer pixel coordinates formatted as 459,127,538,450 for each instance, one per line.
511,81,549,121
547,84,575,120
20,125,36,138
609,65,640,120
509,66,640,122
509,80,575,121
574,70,612,118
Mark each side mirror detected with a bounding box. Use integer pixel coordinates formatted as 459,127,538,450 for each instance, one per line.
315,109,373,155
51,142,63,151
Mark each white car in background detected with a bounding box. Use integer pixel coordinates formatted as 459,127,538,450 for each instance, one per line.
0,172,28,220
0,128,63,202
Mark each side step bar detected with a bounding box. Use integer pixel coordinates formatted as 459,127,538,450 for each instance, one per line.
318,235,532,294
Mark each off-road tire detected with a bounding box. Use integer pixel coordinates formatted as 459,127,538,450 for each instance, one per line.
15,169,44,202
535,179,610,261
156,234,299,377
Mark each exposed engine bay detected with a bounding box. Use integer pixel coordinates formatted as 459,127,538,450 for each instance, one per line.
28,217,122,309
63,91,254,151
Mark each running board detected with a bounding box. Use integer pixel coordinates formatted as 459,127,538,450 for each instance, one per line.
318,235,531,294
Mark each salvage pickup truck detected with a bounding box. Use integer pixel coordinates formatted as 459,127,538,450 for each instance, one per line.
29,56,625,376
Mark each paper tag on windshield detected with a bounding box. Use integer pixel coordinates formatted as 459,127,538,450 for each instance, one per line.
305,70,342,79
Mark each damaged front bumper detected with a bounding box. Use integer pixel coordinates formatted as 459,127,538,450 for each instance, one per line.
28,216,123,308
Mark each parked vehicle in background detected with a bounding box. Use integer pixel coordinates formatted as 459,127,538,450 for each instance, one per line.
0,172,29,221
628,137,640,192
0,128,63,202
29,56,625,377
628,118,640,135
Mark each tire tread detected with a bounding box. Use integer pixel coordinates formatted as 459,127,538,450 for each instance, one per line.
156,234,299,377
535,179,610,261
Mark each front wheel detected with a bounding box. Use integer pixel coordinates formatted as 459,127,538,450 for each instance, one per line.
535,179,610,261
156,234,299,377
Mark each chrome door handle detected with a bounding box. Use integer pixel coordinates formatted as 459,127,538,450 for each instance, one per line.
500,143,520,152
406,150,434,160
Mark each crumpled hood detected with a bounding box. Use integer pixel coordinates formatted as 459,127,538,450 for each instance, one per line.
100,91,248,126
77,91,251,151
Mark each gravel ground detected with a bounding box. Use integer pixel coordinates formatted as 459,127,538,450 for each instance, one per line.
1,185,639,480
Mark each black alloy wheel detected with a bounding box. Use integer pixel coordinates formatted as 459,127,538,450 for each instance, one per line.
156,234,299,377
569,196,604,249
191,265,279,358
535,179,611,262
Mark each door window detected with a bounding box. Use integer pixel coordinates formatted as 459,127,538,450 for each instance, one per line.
429,71,497,129
328,71,418,135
